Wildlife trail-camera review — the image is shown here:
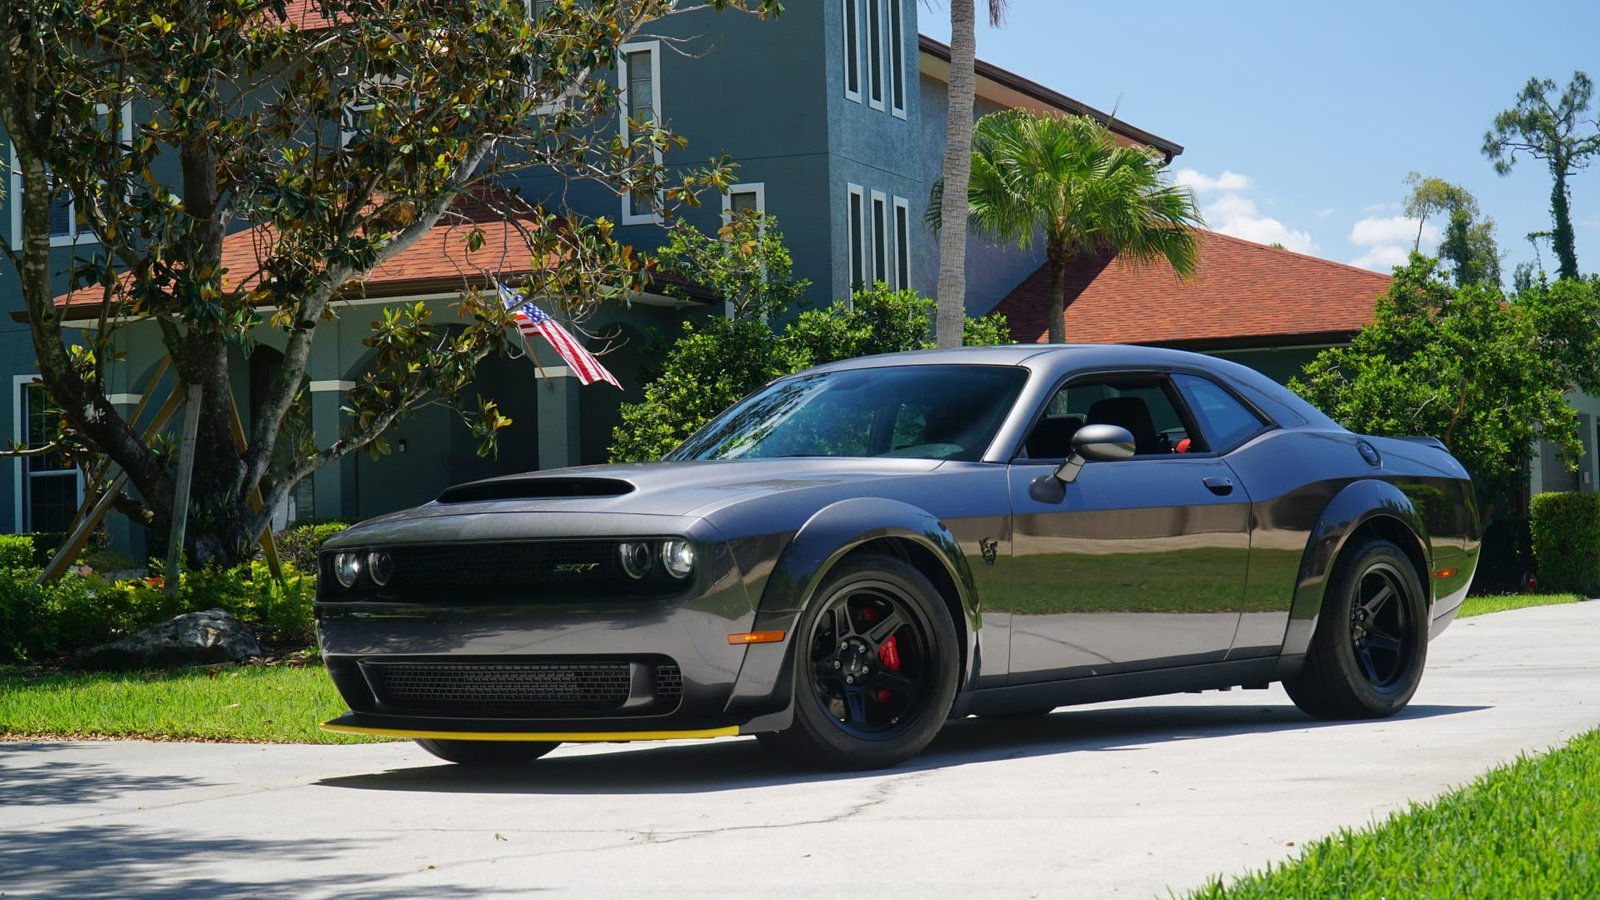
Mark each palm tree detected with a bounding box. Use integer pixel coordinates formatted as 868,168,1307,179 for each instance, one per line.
934,0,1007,349
966,109,1204,343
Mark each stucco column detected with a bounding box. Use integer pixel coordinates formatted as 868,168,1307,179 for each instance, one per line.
307,380,357,521
536,368,582,470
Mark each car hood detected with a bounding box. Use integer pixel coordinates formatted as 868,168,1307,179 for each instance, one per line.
341,458,946,535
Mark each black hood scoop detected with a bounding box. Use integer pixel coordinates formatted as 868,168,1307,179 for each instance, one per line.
437,477,635,504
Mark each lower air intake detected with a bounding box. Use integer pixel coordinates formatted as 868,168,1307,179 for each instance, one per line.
364,660,631,716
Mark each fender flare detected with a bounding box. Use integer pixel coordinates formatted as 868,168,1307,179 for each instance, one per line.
722,497,980,731
1280,479,1433,660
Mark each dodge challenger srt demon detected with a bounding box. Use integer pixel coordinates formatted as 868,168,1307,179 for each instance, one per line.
316,344,1480,770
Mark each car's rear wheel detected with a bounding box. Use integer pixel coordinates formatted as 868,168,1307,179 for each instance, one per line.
1284,537,1427,719
762,553,960,771
413,739,560,766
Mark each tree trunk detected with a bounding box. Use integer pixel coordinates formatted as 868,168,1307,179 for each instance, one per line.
1047,252,1070,344
1551,166,1579,281
934,0,976,348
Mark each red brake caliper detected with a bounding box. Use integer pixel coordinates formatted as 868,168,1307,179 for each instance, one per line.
859,607,901,704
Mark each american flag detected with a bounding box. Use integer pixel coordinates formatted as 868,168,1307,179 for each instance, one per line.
497,283,621,389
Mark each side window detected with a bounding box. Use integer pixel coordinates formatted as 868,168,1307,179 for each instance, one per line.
1174,373,1270,453
1021,375,1199,458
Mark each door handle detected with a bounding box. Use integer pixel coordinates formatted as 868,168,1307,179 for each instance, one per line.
1203,476,1234,496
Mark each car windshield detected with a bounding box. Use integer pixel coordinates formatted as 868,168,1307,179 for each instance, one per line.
665,364,1029,462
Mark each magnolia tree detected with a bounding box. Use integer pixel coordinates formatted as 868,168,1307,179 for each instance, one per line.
0,0,776,566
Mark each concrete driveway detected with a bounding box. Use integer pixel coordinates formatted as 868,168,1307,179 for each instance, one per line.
3,602,1597,899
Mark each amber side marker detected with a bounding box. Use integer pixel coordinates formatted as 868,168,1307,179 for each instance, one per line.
728,631,786,645
1435,568,1459,579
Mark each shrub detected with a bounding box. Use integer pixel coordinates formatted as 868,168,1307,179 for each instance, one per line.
274,522,349,574
1529,492,1600,596
0,534,34,570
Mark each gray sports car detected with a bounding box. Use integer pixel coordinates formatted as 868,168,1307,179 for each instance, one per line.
316,345,1480,770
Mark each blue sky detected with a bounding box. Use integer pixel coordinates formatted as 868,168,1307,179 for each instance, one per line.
921,0,1600,277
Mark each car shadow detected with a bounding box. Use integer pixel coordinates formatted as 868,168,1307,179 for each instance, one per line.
314,701,1488,796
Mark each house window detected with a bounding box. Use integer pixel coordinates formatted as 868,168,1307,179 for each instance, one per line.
340,75,408,149
619,41,663,224
9,103,133,248
14,378,82,534
888,0,905,118
723,183,766,221
893,196,910,289
842,0,861,103
866,0,884,110
871,190,888,285
847,183,865,288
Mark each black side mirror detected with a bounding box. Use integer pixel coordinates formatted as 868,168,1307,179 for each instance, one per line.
1054,423,1136,484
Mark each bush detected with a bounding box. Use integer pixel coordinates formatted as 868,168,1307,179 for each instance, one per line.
0,534,34,570
274,522,349,574
1529,492,1600,596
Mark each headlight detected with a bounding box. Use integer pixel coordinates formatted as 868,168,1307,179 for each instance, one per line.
660,540,695,579
618,542,653,579
367,551,394,587
333,552,362,588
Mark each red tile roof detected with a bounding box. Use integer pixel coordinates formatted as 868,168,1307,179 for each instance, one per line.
993,230,1392,349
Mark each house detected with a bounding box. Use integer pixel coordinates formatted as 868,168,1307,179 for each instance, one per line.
1,2,1182,551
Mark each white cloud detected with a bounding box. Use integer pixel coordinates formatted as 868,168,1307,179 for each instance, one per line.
1346,215,1440,272
1317,208,1336,219
1173,169,1253,193
1193,188,1317,254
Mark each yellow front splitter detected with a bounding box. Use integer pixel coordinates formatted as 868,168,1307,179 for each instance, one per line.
321,720,741,742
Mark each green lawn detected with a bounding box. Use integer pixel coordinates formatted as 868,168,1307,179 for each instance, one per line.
1457,592,1583,619
0,664,382,743
1190,727,1600,898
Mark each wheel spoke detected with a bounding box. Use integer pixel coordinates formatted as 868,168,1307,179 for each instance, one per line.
865,668,918,699
828,604,852,640
841,684,870,725
1366,628,1402,655
1355,642,1379,682
1361,583,1395,619
866,609,906,647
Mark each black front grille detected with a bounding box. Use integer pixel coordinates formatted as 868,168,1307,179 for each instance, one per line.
348,541,687,602
358,657,686,718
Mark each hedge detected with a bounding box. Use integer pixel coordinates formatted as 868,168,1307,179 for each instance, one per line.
1529,491,1600,596
0,534,33,569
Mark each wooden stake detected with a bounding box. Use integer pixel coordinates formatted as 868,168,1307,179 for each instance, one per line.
164,383,203,596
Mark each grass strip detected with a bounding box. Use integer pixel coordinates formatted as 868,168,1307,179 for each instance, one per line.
0,665,384,743
1457,592,1583,619
1191,726,1600,898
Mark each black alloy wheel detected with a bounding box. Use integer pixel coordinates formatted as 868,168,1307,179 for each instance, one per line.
761,554,959,770
1285,536,1428,719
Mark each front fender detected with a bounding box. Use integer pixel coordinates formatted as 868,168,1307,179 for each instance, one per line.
721,497,979,730
1280,479,1432,661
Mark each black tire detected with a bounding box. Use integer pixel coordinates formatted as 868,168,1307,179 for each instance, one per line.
763,553,961,771
1284,537,1428,719
414,739,560,766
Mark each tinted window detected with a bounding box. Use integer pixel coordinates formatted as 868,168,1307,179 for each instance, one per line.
667,365,1028,462
1175,373,1268,451
1025,376,1196,457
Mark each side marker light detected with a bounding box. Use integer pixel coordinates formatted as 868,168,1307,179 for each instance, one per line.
727,631,787,645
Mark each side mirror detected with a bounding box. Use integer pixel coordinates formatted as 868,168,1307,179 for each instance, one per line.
1053,423,1136,484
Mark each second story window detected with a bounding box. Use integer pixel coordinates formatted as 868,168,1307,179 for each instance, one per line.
842,0,861,103
619,41,662,225
871,190,888,284
888,0,905,118
725,183,766,220
847,183,865,288
10,103,132,247
867,0,884,110
894,196,910,289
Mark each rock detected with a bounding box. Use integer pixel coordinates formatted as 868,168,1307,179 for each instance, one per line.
68,608,263,671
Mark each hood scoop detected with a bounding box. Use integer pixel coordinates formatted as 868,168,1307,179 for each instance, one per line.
437,477,635,504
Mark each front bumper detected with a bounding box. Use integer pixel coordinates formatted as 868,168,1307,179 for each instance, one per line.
315,523,797,740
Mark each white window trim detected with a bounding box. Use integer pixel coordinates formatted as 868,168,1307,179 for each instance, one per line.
846,182,866,293
870,189,888,286
9,103,134,249
722,182,767,223
842,0,862,104
888,0,906,119
12,374,84,533
619,40,664,226
866,0,885,111
892,195,911,290
340,75,409,150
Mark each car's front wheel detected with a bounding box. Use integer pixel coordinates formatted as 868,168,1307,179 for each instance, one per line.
1284,536,1428,719
414,739,560,766
762,553,960,771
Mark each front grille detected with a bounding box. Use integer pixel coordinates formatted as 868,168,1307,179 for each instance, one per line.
358,657,684,718
339,541,689,603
